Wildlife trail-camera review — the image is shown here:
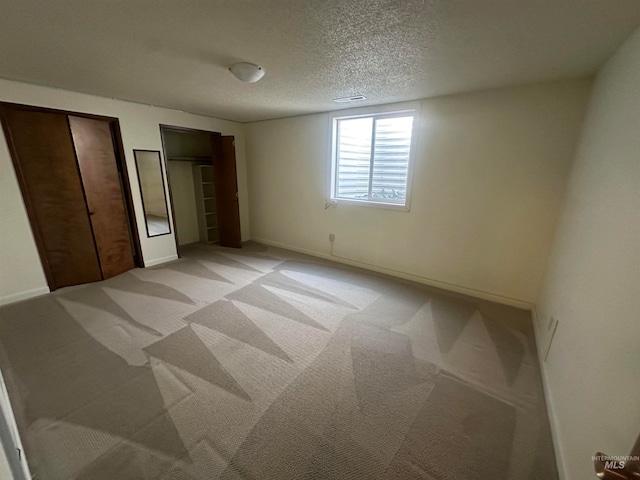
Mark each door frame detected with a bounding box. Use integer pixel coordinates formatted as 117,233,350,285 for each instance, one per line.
159,124,222,256
0,102,144,288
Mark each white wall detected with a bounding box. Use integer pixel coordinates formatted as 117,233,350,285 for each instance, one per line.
534,27,640,480
246,79,592,305
167,161,200,246
0,78,250,305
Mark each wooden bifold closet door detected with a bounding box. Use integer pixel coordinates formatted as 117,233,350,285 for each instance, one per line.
69,116,135,278
1,104,137,290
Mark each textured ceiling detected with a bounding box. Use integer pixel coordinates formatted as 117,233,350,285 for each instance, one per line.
0,0,639,122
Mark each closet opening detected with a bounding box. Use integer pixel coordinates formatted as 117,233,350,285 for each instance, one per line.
160,125,242,256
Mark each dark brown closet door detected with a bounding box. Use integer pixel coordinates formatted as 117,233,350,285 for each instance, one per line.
212,135,242,248
0,107,102,289
68,116,135,279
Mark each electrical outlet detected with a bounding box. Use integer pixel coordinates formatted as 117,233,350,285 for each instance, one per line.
544,316,559,361
329,233,335,242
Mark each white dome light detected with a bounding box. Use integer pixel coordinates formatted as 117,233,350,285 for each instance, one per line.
228,62,265,83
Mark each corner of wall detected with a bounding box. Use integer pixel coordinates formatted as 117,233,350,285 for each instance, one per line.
531,25,640,480
531,304,567,480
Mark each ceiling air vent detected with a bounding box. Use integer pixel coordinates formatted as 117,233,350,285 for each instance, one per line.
332,95,366,103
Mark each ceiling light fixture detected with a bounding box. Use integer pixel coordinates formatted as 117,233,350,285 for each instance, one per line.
332,95,366,103
228,62,265,83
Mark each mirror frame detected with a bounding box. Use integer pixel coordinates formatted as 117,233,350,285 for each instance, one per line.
133,149,172,238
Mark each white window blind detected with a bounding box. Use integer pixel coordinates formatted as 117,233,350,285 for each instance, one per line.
332,111,414,207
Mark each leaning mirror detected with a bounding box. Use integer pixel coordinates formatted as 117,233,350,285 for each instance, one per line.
133,150,171,237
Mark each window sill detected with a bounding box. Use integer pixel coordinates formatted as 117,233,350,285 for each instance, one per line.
329,197,410,212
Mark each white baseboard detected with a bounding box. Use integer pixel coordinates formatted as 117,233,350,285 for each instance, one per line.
0,367,31,480
0,286,50,307
251,237,533,310
531,304,567,480
0,256,181,305
144,254,179,268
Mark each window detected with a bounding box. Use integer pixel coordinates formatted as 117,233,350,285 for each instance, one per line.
330,109,416,209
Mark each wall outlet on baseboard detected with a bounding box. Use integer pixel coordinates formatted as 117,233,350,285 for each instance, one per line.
329,233,335,243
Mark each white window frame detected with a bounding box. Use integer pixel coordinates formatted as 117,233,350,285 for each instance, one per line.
328,102,419,211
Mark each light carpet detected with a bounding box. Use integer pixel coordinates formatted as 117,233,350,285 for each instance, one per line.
0,242,558,479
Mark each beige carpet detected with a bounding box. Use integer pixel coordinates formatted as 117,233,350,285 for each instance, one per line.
0,242,558,479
